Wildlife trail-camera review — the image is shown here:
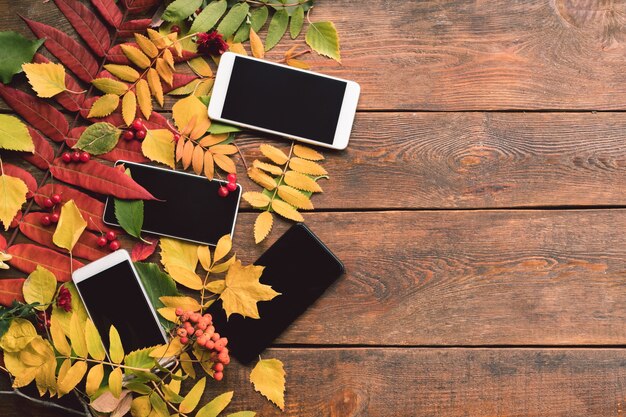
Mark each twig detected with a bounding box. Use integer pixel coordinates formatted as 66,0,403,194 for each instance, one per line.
0,389,90,417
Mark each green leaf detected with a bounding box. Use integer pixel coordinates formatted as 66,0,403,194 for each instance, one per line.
233,5,269,43
149,392,170,417
265,9,289,51
290,6,304,39
216,3,250,39
124,346,157,374
207,121,241,134
73,122,121,155
134,262,179,329
125,381,152,395
0,31,44,84
305,21,341,62
189,0,227,34
196,391,234,417
114,198,143,239
0,114,35,153
22,266,56,311
162,0,203,22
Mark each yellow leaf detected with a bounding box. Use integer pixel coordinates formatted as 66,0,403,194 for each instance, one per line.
159,296,201,312
121,44,151,69
172,96,210,140
254,211,273,244
284,170,323,193
69,312,88,358
210,254,236,273
188,57,213,77
179,352,195,379
277,185,314,210
192,145,204,174
86,363,104,396
132,395,152,417
253,160,282,176
247,167,277,190
194,78,214,96
156,58,173,86
104,64,140,82
286,58,310,70
182,141,194,169
179,377,206,413
289,157,327,175
57,360,88,396
53,200,87,252
249,29,265,59
260,144,289,165
293,144,324,161
122,90,137,127
109,367,123,398
85,318,106,360
50,313,71,356
109,326,124,364
228,42,247,56
35,353,57,396
136,79,152,119
22,265,56,311
92,78,128,95
175,137,186,162
210,144,237,155
157,307,178,322
168,265,203,290
271,199,304,222
197,246,211,271
250,358,286,410
22,62,67,98
167,370,183,395
201,151,214,180
163,48,175,70
0,174,27,231
143,129,175,168
149,337,183,358
0,114,35,153
213,234,232,263
213,153,236,173
147,29,168,49
87,94,120,118
219,260,279,319
242,192,271,208
147,68,164,107
4,350,37,388
198,134,228,147
196,391,233,417
160,237,198,272
204,279,225,294
135,33,159,58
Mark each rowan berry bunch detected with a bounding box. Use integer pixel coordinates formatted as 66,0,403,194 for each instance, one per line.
61,151,91,163
218,173,238,198
122,118,147,141
39,192,62,226
175,308,230,381
96,231,120,251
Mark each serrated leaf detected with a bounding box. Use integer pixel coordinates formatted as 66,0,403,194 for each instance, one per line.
254,211,273,244
0,115,34,153
149,392,169,417
109,326,124,364
199,133,228,147
122,91,137,126
136,79,152,119
293,144,324,160
147,68,164,107
277,185,314,209
173,95,210,140
284,170,322,192
87,94,120,118
217,3,250,39
253,160,282,176
182,141,194,169
179,377,206,413
109,367,123,398
92,78,128,95
135,33,159,58
213,153,236,173
219,260,279,319
22,62,67,98
234,5,269,42
86,363,104,396
74,122,121,155
290,6,304,39
250,358,285,410
196,391,233,417
69,312,88,357
214,234,232,263
121,44,151,69
190,0,227,33
260,144,289,165
23,265,56,311
85,318,106,360
249,29,264,59
163,48,175,69
53,200,87,252
188,57,213,78
227,412,256,417
0,31,44,83
204,151,215,180
305,21,341,62
114,196,143,239
272,199,304,222
248,167,277,190
286,58,309,69
160,296,201,312
243,192,271,208
289,157,327,175
143,129,175,168
162,0,202,22
168,79,202,96
57,360,87,396
156,57,173,86
265,9,288,51
104,64,140,82
124,346,157,371
149,337,183,358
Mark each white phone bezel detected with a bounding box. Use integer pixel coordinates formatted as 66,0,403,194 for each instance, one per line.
72,250,169,360
209,52,360,150
102,161,242,247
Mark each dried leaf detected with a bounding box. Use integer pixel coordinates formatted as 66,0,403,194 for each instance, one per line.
109,325,124,364
283,170,323,193
305,21,341,63
22,62,67,98
219,260,279,319
104,64,140,82
249,28,264,59
53,200,87,252
173,95,211,140
135,33,158,58
254,211,273,244
122,91,137,126
136,78,152,119
278,185,314,210
286,58,310,70
260,144,289,165
192,143,204,174
243,192,271,208
147,68,164,107
22,265,56,311
74,122,121,155
247,167,277,190
252,160,282,176
196,391,233,417
143,129,175,168
0,174,28,231
213,153,236,174
92,77,128,95
0,115,35,153
87,94,120,118
271,199,304,222
121,44,151,69
179,377,206,413
250,358,286,410
289,157,327,175
293,144,324,161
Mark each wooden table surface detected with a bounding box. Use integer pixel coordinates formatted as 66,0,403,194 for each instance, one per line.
2,0,626,416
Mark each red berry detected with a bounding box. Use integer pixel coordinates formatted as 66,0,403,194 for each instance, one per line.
203,313,212,321
109,240,121,251
40,215,51,226
211,332,220,342
131,118,143,131
195,329,203,337
71,151,81,162
220,356,230,365
197,321,208,330
218,186,229,197
205,339,215,350
180,336,189,345
213,362,224,372
195,8,202,14
135,129,146,140
105,231,116,241
79,152,90,162
173,133,181,143
197,335,208,346
96,236,107,247
177,328,187,338
43,198,54,208
226,182,237,192
51,194,62,204
213,371,223,381
227,173,237,183
62,152,72,163
175,307,184,316
170,25,181,34
122,130,135,141
50,213,60,223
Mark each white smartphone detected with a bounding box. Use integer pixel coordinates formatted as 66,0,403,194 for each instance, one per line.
209,52,360,150
72,250,168,356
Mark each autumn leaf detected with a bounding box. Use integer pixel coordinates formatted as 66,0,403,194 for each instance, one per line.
254,211,273,244
243,192,271,208
22,265,56,311
147,68,164,107
289,157,327,176
277,185,314,210
109,367,123,398
253,160,282,176
188,57,213,78
179,377,206,413
92,77,128,95
219,260,280,319
250,358,286,410
214,234,232,263
69,311,88,358
284,170,323,193
136,78,152,119
260,144,289,165
0,114,35,153
121,44,151,69
306,21,341,62
104,64,140,82
143,129,175,168
22,62,68,98
87,93,120,118
73,122,121,155
0,173,28,231
85,318,106,360
122,90,137,126
86,363,104,396
53,200,87,252
50,313,70,355
272,199,304,222
0,318,37,352
247,167,277,190
135,33,158,58
249,29,264,59
156,57,173,86
196,391,234,417
57,359,87,396
293,144,324,161
109,325,124,363
173,95,210,140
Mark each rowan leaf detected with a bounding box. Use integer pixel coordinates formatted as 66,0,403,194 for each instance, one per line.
87,94,120,118
213,153,236,173
85,363,104,396
22,62,67,98
204,151,215,180
278,185,314,210
219,260,279,319
290,6,304,39
0,318,37,352
179,377,206,413
22,265,56,311
254,211,273,244
163,48,175,69
252,160,282,176
293,144,324,161
69,311,88,358
109,367,123,398
208,143,236,155
162,0,202,22
121,44,151,69
192,144,204,174
0,114,35,153
284,170,323,192
156,57,173,86
272,199,304,222
168,79,202,96
289,157,327,175
227,413,256,417
160,296,201,312
248,167,277,190
188,57,213,78
233,5,268,43
260,144,289,165
182,141,194,169
53,200,87,252
147,68,164,107
85,318,106,360
306,21,341,62
250,358,286,410
131,396,152,417
173,95,210,140
286,58,309,69
265,9,288,51
149,337,184,358
243,192,271,208
0,31,44,83
196,391,234,417
57,359,87,396
199,133,229,147
189,0,227,33
104,64,140,82
135,33,158,58
136,78,152,119
92,77,128,95
249,29,264,59
122,90,137,126
73,122,121,155
109,325,124,363
214,234,232,263
50,313,71,356
217,3,250,39
143,129,175,168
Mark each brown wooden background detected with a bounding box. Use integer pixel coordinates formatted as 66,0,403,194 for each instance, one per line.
3,0,626,416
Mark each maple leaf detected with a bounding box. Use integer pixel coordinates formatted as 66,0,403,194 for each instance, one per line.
250,358,286,410
219,260,280,319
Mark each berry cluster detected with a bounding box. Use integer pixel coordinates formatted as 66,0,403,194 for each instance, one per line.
97,231,120,251
40,193,63,226
122,118,147,141
61,151,90,163
218,173,238,198
175,309,230,381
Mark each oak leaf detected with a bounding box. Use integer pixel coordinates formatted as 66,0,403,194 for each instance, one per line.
22,62,67,98
53,200,87,252
250,358,286,410
0,114,35,153
0,173,28,231
219,260,279,319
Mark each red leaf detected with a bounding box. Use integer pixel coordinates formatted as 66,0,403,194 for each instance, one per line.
20,213,109,262
0,234,6,251
3,164,37,198
91,0,123,28
124,0,159,14
0,84,69,142
173,49,200,63
49,157,156,200
20,127,55,170
8,244,84,282
10,212,22,230
33,53,86,112
35,183,113,233
162,73,199,94
117,19,153,38
0,279,26,307
54,0,111,57
69,126,88,139
22,16,99,83
131,236,158,261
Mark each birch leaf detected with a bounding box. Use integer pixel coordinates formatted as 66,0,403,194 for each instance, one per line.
271,199,304,222
87,94,120,118
143,129,175,168
0,173,27,231
305,21,341,62
250,358,286,410
0,115,35,153
260,144,288,165
104,64,140,82
22,62,66,98
254,211,273,244
219,260,279,319
122,90,137,126
22,265,56,311
53,200,87,252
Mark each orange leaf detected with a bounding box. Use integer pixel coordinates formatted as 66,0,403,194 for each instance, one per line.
182,141,194,169
156,58,173,86
203,151,214,180
249,29,264,59
192,145,204,175
213,153,235,173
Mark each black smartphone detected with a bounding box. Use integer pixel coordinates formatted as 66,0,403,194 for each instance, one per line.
208,223,345,363
103,161,241,246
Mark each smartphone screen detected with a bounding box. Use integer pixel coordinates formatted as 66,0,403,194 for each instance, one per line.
74,259,166,353
103,161,241,246
221,55,347,145
208,224,344,363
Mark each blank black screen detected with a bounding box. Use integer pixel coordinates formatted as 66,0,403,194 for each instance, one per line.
76,261,165,352
221,56,347,144
209,224,344,363
104,162,240,245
